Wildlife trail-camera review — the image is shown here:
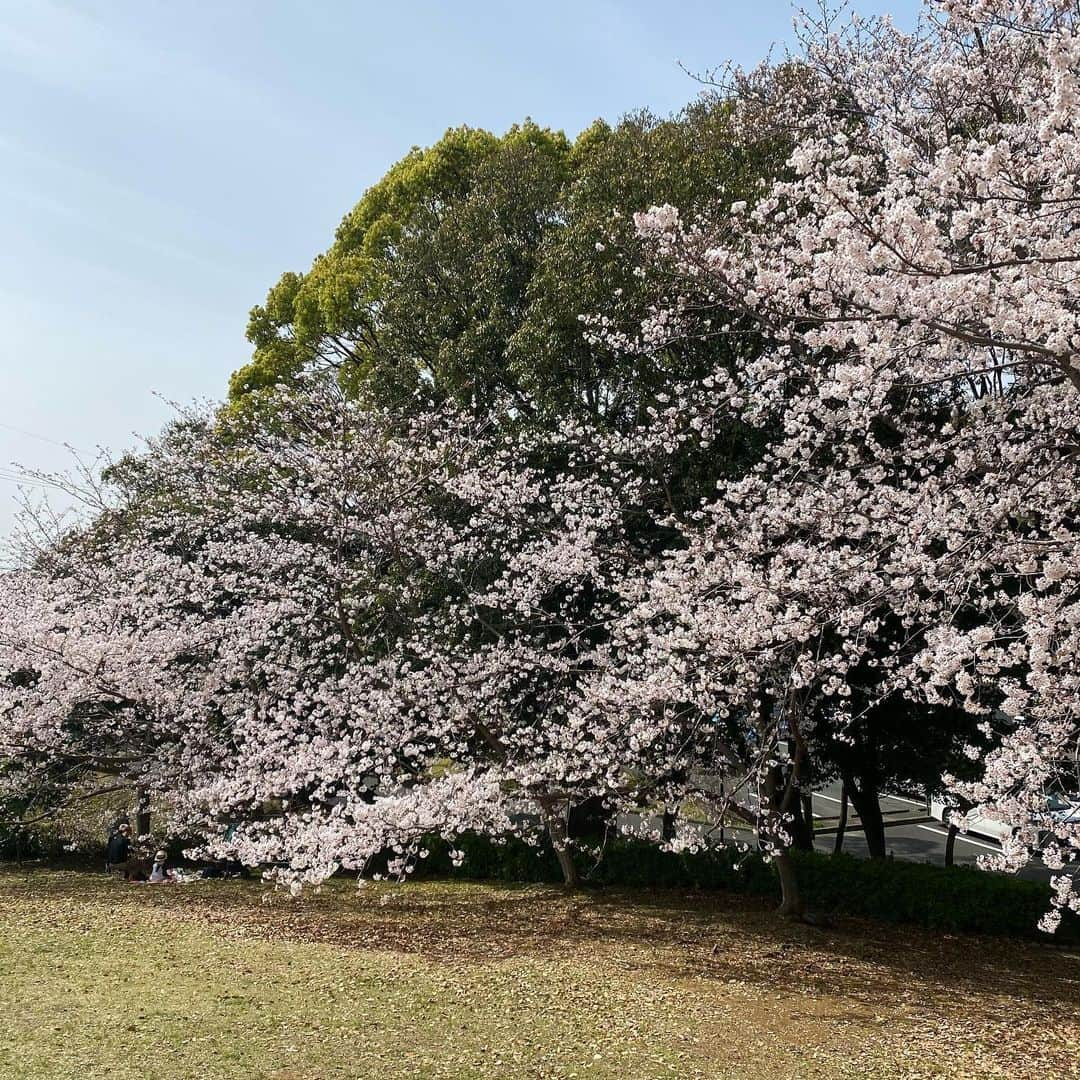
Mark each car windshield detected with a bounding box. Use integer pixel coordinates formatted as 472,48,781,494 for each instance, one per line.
1047,793,1074,812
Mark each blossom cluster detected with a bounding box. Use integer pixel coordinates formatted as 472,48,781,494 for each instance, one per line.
616,0,1080,926
1,0,1077,932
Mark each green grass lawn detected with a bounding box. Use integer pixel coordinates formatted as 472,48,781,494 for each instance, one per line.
1,867,1077,1079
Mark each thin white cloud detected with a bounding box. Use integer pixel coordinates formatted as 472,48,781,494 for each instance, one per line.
0,0,301,134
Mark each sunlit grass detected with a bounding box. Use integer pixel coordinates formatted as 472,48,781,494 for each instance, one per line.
0,866,1076,1079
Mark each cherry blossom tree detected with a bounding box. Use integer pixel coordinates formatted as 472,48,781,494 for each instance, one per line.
0,386,498,880
616,0,1080,925
1,381,690,888
4,0,1076,931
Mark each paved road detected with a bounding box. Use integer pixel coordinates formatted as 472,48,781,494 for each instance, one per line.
811,783,1061,883
622,781,1066,884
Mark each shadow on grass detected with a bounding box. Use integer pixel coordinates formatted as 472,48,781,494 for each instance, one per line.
3,863,1079,1018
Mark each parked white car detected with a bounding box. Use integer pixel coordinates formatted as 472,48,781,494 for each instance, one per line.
929,798,1012,842
1046,792,1080,825
931,792,1080,841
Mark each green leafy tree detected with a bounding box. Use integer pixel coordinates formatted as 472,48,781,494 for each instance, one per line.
231,104,782,431
234,122,568,408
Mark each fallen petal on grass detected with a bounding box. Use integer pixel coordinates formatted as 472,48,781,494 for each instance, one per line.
0,867,1077,1079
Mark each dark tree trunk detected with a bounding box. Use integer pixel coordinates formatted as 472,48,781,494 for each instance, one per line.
135,789,151,840
945,823,958,868
833,783,849,855
789,784,814,852
845,774,887,858
661,808,677,842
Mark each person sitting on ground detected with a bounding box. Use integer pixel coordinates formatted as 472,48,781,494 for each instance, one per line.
106,823,132,876
148,849,173,883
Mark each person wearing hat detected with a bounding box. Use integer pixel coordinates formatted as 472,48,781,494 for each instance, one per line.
148,849,173,883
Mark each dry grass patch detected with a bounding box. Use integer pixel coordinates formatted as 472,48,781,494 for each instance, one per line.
0,866,1077,1079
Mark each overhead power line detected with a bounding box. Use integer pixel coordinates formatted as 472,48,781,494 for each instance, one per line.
0,420,84,452
0,468,72,494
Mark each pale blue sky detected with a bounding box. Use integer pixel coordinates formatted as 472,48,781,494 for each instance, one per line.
0,0,918,535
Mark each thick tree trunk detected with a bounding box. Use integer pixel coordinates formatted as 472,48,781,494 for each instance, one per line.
763,756,805,918
551,842,578,889
845,774,886,858
661,808,677,842
859,794,887,859
755,693,813,919
540,800,578,889
833,784,849,855
789,786,814,852
774,850,804,918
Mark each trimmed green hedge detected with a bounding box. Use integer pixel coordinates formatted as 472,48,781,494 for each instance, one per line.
786,849,1069,938
416,834,1077,942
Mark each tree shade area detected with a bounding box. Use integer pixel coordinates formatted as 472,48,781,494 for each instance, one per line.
3,868,1080,1080
2,0,1079,990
